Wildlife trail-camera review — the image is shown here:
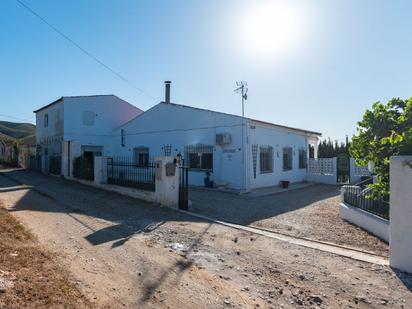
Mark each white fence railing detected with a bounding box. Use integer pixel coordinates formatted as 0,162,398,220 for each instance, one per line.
307,157,370,185
308,158,334,175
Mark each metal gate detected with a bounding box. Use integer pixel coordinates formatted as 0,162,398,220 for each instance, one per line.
337,154,350,184
107,157,156,191
178,159,189,210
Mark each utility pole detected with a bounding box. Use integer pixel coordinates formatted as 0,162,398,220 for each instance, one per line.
234,81,249,193
234,81,248,117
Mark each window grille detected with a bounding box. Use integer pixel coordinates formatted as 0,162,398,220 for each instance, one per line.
83,111,95,126
299,148,307,169
252,144,258,178
133,146,149,167
259,146,273,173
283,147,293,171
184,144,213,171
163,144,172,156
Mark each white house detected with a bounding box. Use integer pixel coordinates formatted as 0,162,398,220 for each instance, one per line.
34,95,143,173
34,85,321,191
104,83,321,191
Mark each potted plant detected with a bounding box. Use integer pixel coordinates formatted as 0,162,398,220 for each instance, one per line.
280,180,290,189
204,171,214,188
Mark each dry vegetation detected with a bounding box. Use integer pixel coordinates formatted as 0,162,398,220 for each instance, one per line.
0,205,92,309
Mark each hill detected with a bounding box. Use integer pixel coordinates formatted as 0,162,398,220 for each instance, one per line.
0,121,36,140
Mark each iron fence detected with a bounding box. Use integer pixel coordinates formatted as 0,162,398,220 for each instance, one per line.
342,185,389,220
107,157,155,192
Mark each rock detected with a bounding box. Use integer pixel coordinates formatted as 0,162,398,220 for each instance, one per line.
309,295,323,304
298,274,305,281
233,237,238,243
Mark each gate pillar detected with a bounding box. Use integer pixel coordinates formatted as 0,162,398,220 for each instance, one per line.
155,156,180,208
94,156,108,184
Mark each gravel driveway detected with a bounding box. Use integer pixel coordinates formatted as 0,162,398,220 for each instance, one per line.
0,169,410,309
190,185,389,256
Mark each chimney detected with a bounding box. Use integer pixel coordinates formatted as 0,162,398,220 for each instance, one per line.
164,81,171,103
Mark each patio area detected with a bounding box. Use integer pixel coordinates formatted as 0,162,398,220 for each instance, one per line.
189,184,389,256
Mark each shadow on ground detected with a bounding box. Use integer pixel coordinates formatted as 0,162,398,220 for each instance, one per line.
0,169,204,248
189,184,340,225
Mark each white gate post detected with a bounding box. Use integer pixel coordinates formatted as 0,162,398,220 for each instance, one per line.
94,156,108,185
390,156,412,273
154,156,179,208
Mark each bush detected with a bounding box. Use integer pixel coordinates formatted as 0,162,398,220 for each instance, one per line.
72,156,94,180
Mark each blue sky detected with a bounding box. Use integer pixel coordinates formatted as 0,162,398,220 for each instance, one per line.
1,0,411,141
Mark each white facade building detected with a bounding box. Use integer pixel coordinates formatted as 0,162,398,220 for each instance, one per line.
34,89,321,191
34,95,143,172
106,101,321,191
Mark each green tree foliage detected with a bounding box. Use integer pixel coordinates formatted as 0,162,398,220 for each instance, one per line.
350,98,412,197
318,138,350,158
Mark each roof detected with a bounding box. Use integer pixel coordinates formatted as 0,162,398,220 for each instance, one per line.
33,95,120,113
162,102,322,136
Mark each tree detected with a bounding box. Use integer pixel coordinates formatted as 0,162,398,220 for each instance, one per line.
350,97,412,198
318,137,350,158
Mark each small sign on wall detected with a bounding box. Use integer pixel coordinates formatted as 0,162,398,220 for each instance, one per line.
223,149,236,153
165,162,176,176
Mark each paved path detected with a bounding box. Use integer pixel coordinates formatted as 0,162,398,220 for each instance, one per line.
0,169,411,309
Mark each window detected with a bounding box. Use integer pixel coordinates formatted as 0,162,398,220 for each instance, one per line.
259,146,273,173
83,111,95,126
133,147,149,167
283,147,293,171
185,144,213,171
299,148,307,169
44,114,49,127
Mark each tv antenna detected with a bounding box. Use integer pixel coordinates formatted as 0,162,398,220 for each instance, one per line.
234,81,248,117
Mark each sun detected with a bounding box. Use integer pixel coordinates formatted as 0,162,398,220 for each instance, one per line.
239,2,304,61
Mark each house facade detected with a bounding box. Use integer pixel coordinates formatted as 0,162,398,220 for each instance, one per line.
33,88,321,191
34,95,143,172
107,102,321,190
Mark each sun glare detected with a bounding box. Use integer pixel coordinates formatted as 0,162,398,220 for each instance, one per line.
239,2,304,62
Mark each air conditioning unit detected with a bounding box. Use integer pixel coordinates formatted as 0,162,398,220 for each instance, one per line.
216,133,232,145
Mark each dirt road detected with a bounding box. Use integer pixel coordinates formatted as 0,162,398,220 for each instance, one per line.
0,169,411,308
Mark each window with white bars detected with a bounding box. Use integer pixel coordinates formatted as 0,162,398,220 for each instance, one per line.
83,111,95,126
299,148,307,169
133,146,149,167
283,147,293,171
259,146,273,173
184,144,213,171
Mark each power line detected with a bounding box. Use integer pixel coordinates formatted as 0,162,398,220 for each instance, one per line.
15,0,156,101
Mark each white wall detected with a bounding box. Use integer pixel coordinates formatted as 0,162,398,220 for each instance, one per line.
340,202,389,243
35,95,143,162
110,103,246,189
248,121,317,189
390,156,412,273
35,100,64,156
63,95,142,155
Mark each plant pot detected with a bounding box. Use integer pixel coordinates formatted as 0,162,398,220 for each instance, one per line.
280,180,290,189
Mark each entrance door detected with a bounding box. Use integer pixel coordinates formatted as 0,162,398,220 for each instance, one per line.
337,154,350,184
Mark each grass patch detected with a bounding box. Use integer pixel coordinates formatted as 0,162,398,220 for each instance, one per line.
0,205,92,308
